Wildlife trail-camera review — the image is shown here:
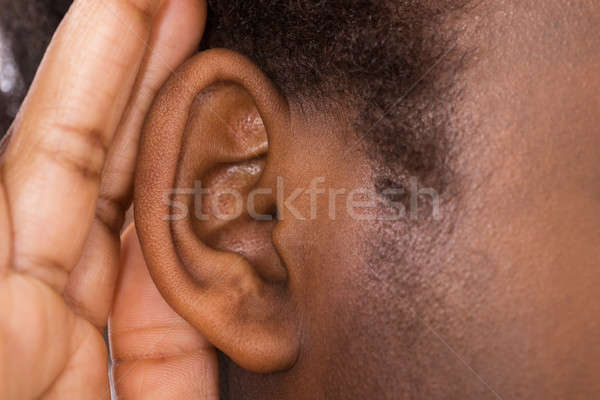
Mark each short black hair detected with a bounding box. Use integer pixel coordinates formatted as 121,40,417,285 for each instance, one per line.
2,0,469,195
202,0,470,194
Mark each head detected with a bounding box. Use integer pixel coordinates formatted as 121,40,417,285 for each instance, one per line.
131,0,600,399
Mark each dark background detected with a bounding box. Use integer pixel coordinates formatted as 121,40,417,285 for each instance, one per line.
0,0,72,137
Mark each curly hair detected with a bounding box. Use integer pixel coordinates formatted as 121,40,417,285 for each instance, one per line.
202,1,470,193
1,0,468,193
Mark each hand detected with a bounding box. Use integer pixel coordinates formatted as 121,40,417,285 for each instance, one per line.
0,0,216,398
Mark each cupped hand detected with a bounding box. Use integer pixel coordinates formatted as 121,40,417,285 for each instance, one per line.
0,0,216,398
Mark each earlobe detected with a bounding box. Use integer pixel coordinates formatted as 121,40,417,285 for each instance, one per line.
134,49,299,372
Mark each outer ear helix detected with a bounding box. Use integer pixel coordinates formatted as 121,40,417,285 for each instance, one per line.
134,49,299,373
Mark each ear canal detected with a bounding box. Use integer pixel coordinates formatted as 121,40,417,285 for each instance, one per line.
134,49,299,373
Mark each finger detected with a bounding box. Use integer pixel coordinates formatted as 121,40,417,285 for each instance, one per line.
109,226,219,399
64,0,206,329
1,0,160,291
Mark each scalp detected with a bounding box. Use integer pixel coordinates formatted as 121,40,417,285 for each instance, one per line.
202,0,473,194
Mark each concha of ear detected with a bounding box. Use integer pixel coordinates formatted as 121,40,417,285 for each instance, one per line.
134,50,300,373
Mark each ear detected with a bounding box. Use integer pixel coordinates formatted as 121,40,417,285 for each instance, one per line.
134,49,299,373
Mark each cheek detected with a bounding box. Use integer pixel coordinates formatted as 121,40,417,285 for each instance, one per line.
262,130,391,391
436,111,600,397
267,132,375,315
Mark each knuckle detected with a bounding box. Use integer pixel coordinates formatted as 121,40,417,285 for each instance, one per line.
63,291,105,329
69,0,156,42
35,122,109,181
110,0,157,29
13,253,70,293
95,194,127,235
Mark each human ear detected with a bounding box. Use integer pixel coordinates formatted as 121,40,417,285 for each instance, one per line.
134,49,299,373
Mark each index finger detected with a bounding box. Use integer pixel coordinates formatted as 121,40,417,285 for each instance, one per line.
1,0,161,290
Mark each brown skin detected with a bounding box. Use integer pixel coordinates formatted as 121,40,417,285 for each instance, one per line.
0,0,210,398
0,1,598,399
134,1,600,398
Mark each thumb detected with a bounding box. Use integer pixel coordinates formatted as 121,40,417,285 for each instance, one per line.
108,225,219,399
